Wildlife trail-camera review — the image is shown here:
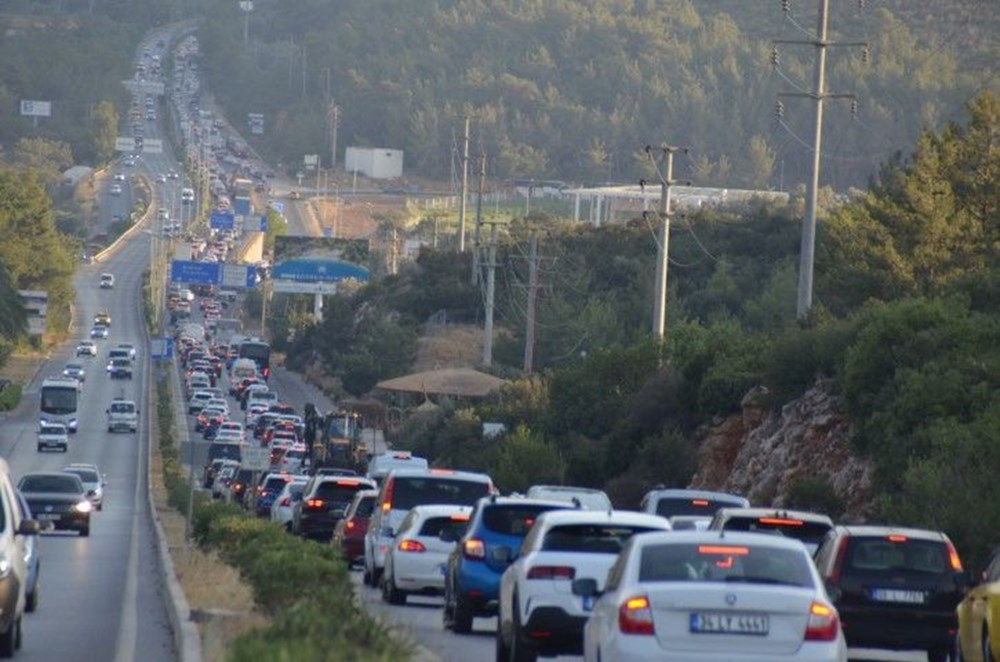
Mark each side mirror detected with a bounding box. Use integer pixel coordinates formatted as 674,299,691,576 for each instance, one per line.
18,520,41,536
491,545,513,566
572,577,600,598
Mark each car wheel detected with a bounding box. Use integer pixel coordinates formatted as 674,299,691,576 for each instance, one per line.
496,620,512,661
510,595,537,662
452,591,474,634
363,564,373,587
382,565,406,605
0,614,16,658
985,627,995,662
80,524,90,537
26,579,38,614
36,445,43,452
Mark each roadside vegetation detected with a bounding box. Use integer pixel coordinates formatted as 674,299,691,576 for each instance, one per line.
280,94,999,572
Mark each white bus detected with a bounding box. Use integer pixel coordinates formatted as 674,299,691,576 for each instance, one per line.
40,377,80,433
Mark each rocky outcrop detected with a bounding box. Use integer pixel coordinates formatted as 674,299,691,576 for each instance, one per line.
689,379,874,520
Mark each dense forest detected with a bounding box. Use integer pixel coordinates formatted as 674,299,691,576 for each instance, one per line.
282,93,998,570
196,0,996,191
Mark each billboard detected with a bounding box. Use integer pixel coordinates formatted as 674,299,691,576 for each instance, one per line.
20,100,51,117
272,236,370,294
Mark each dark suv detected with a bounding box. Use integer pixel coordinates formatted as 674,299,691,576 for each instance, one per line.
292,476,375,541
813,525,968,662
443,496,573,633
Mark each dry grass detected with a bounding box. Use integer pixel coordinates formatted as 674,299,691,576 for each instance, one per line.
0,353,47,387
150,390,268,661
413,324,483,372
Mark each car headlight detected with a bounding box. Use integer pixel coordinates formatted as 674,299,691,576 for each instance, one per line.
74,500,93,513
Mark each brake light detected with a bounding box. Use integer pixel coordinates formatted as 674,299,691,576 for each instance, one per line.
946,541,963,572
463,539,485,560
887,534,908,543
336,480,360,486
828,536,850,585
306,498,325,509
278,497,290,507
804,601,840,641
691,499,710,507
381,479,394,512
527,566,575,580
346,520,356,530
450,514,470,522
618,595,654,635
698,545,750,556
398,539,426,553
759,517,804,526
429,469,454,475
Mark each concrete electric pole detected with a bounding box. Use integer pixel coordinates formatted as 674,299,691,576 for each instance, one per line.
472,152,486,285
774,0,865,319
523,233,539,373
482,222,499,367
458,115,470,252
646,145,687,340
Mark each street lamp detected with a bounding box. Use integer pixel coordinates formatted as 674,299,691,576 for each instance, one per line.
239,1,253,52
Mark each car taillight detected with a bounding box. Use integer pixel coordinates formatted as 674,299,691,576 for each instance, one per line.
381,478,394,512
306,498,324,509
804,601,840,641
463,539,485,560
527,566,575,580
945,541,963,571
278,497,290,507
828,536,850,585
346,520,356,530
398,539,426,553
618,595,654,635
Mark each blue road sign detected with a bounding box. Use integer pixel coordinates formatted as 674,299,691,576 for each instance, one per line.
220,264,258,289
271,258,369,283
210,211,235,230
234,196,251,216
257,215,269,232
170,260,221,285
150,337,175,360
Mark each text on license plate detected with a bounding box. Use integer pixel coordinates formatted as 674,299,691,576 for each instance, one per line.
37,513,59,521
870,588,925,604
690,612,769,635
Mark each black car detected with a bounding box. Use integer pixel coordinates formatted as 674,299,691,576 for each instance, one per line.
227,469,256,508
18,472,92,537
813,525,968,662
292,476,375,541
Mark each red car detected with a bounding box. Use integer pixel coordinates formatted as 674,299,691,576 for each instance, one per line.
332,489,378,566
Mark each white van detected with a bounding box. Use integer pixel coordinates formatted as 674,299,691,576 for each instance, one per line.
366,452,429,484
230,358,258,382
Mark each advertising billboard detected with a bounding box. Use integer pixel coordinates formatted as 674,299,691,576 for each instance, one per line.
272,236,371,294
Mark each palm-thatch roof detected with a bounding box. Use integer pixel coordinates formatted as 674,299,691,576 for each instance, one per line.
376,368,508,398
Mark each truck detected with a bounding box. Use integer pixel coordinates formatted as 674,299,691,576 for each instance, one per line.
305,406,365,473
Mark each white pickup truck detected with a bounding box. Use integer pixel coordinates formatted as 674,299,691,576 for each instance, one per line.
106,398,139,433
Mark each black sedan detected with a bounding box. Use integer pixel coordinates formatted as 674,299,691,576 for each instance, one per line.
18,472,92,537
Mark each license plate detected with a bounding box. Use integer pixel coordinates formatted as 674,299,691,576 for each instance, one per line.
37,513,59,521
870,588,925,604
690,612,769,635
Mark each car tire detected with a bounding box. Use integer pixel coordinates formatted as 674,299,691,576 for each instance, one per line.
363,564,373,587
36,445,43,452
984,627,995,662
382,566,406,605
451,592,474,634
26,578,38,614
0,615,16,658
510,599,537,662
80,524,90,537
496,621,512,661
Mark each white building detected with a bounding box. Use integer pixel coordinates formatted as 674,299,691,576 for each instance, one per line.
344,147,403,180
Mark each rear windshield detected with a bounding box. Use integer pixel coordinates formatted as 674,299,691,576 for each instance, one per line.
263,477,289,492
846,537,951,575
352,496,376,518
20,475,83,493
316,482,368,505
64,469,99,483
639,542,815,588
419,515,469,539
208,444,242,462
483,504,564,536
541,524,660,555
721,516,833,551
389,477,491,511
655,497,743,518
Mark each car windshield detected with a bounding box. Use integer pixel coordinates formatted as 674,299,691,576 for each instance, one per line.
720,516,833,553
315,482,368,505
529,488,611,511
541,524,662,555
846,538,951,575
110,402,135,413
39,425,66,435
638,542,816,588
65,469,99,483
389,477,491,511
655,496,744,518
208,444,242,462
419,515,469,540
483,504,566,536
263,478,288,493
20,475,83,494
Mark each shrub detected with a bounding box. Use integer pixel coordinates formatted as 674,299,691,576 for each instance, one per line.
785,476,846,520
0,383,21,411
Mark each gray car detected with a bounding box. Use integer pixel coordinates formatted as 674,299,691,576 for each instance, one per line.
62,464,106,511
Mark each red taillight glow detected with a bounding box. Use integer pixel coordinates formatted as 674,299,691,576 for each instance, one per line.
346,520,356,530
698,545,750,556
618,595,654,635
804,601,840,641
887,534,908,543
527,566,575,580
946,541,963,572
306,498,324,509
278,497,290,507
429,469,455,475
759,517,804,526
450,514,470,522
691,499,710,506
382,479,394,512
336,480,361,486
463,539,485,560
397,539,426,553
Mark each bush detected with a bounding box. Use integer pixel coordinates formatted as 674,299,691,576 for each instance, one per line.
0,383,21,411
785,476,846,520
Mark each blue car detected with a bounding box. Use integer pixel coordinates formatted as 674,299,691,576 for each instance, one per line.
443,495,574,633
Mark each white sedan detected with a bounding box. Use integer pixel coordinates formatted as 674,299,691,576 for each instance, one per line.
381,504,471,605
575,530,847,661
270,476,309,531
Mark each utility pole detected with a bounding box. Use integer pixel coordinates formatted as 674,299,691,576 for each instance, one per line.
472,152,486,284
328,102,340,170
482,222,498,367
459,115,470,252
523,233,539,373
646,145,687,340
774,0,865,319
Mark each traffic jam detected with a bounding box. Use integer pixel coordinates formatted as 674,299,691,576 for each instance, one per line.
170,291,986,662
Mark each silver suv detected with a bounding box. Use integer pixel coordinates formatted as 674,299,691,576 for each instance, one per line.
0,458,41,654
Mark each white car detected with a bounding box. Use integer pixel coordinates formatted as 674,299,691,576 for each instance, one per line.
109,184,122,196
575,531,847,662
203,398,230,416
187,390,214,415
37,423,69,453
382,505,471,605
211,463,240,500
213,428,244,444
76,340,98,357
525,485,613,511
496,510,672,660
270,476,310,531
245,403,269,428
